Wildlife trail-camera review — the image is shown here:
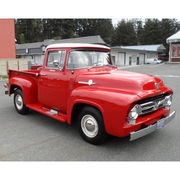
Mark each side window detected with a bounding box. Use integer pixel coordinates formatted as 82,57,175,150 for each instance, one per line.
47,50,66,69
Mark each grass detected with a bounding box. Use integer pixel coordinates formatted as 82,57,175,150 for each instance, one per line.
0,75,8,80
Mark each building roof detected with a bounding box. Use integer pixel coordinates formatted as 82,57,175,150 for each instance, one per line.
16,35,107,50
112,44,165,52
166,31,180,43
46,43,110,50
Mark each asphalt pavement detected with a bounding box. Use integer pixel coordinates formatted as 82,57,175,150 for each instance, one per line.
0,63,179,161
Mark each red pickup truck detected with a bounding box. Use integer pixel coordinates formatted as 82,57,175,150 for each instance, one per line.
4,43,176,144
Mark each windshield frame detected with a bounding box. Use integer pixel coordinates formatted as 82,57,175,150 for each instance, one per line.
66,48,112,70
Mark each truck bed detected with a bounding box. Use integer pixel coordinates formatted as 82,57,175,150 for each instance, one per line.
9,69,40,80
8,69,67,123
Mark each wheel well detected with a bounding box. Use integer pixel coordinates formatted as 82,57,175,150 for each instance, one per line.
71,103,103,125
10,85,22,94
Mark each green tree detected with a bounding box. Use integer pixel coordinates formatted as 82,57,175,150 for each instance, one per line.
138,19,162,45
136,20,144,45
111,19,137,46
15,19,44,43
15,18,180,48
75,19,114,44
159,19,179,51
42,19,77,40
15,19,77,44
135,18,180,54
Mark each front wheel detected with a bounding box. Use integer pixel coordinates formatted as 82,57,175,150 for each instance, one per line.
78,106,107,145
14,89,29,115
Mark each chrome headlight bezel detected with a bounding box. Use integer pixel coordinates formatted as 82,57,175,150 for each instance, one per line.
127,104,141,125
164,95,172,110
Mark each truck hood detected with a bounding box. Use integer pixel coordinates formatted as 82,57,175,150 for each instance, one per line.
76,68,167,97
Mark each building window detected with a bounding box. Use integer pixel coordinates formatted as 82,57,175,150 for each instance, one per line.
137,57,139,65
111,55,115,65
172,44,180,58
129,57,132,65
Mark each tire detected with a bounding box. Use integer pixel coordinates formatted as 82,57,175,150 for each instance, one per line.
14,89,29,115
78,106,107,145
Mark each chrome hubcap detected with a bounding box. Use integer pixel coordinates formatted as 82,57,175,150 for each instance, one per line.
15,94,23,110
81,115,98,138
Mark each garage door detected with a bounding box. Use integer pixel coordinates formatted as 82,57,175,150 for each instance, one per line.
139,54,145,64
117,52,125,66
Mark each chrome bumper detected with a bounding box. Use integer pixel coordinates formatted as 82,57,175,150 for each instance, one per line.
130,111,176,141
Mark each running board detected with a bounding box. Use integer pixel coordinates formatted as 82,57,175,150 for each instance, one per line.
26,104,67,123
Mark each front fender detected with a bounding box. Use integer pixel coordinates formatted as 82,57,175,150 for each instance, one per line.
67,87,140,136
9,77,37,104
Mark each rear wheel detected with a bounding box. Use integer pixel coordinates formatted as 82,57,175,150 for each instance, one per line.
14,89,29,114
78,106,107,145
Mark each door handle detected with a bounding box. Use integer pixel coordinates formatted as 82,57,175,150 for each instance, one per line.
49,69,56,72
40,73,47,76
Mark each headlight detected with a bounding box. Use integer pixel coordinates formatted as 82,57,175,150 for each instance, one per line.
127,105,140,125
164,95,172,110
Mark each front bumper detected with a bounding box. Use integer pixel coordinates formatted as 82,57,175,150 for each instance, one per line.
130,110,176,141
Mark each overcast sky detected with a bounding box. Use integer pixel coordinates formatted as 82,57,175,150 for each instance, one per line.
112,19,120,26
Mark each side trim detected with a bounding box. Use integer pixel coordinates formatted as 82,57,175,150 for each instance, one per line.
78,80,96,86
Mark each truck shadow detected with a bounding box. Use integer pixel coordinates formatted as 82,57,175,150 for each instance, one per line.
27,109,79,137
28,109,160,148
106,131,159,146
4,108,167,161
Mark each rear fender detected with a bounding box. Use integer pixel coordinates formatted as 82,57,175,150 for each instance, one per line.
9,77,37,104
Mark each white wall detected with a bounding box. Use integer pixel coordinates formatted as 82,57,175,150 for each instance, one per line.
111,49,158,67
21,54,45,65
139,53,145,64
34,55,44,65
125,52,138,66
146,52,157,59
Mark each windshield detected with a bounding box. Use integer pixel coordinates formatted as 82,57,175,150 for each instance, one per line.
67,50,112,69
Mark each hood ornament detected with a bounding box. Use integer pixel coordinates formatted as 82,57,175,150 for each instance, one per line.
78,79,96,86
155,83,159,90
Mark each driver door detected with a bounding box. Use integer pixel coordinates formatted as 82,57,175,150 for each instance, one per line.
38,50,68,112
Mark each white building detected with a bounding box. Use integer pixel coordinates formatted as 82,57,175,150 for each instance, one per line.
166,30,180,62
16,35,107,66
111,44,166,66
16,35,166,67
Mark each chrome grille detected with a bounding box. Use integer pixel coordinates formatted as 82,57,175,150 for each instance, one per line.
138,95,168,115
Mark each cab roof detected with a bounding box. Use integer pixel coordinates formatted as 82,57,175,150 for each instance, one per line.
46,43,110,50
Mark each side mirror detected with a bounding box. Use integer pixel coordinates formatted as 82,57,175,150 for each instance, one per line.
53,60,60,68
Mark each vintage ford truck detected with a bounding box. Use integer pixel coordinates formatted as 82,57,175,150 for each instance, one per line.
4,43,176,144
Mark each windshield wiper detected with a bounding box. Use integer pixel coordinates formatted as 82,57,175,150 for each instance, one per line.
103,64,117,67
88,64,116,69
87,64,103,69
